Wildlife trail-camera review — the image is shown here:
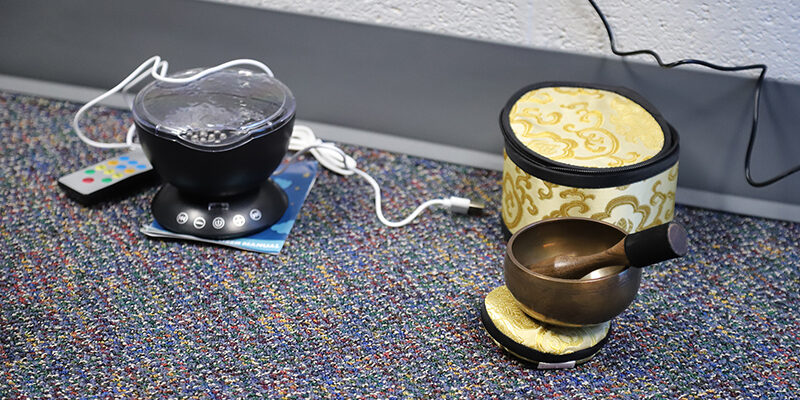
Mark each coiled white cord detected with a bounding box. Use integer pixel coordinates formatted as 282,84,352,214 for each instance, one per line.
73,56,483,227
282,125,483,227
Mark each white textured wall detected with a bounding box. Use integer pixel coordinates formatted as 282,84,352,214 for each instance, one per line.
208,0,800,83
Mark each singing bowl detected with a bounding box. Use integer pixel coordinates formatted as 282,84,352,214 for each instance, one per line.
504,217,642,327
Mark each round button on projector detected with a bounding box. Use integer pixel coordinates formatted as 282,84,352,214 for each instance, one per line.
212,217,225,229
176,212,189,224
193,217,206,229
232,215,246,227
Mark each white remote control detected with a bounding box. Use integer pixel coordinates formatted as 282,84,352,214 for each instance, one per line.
57,148,159,205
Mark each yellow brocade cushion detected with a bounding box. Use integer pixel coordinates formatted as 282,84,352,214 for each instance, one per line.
484,286,610,355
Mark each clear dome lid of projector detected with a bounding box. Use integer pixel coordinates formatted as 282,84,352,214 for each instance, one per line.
132,68,295,149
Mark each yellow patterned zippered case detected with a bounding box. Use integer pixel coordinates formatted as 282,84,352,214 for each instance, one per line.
500,82,680,238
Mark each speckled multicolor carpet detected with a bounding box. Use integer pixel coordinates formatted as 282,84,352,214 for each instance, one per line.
1,91,799,398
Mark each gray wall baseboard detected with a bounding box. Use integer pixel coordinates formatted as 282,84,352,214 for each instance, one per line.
1,0,799,219
3,74,798,223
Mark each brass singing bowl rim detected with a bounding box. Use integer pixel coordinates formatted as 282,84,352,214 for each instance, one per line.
506,217,629,283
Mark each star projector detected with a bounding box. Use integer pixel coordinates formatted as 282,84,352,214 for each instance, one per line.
132,68,296,239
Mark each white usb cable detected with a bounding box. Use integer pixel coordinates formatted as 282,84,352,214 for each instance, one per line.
73,56,483,227
282,125,484,227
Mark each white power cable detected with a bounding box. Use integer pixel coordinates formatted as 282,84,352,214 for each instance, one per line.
73,56,483,227
350,168,451,227
285,125,483,227
287,125,355,175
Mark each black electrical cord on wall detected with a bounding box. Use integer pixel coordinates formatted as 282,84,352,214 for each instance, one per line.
588,0,799,187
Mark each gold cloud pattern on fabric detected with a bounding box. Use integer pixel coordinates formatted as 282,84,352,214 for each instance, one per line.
508,87,664,168
501,152,678,234
485,286,610,355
